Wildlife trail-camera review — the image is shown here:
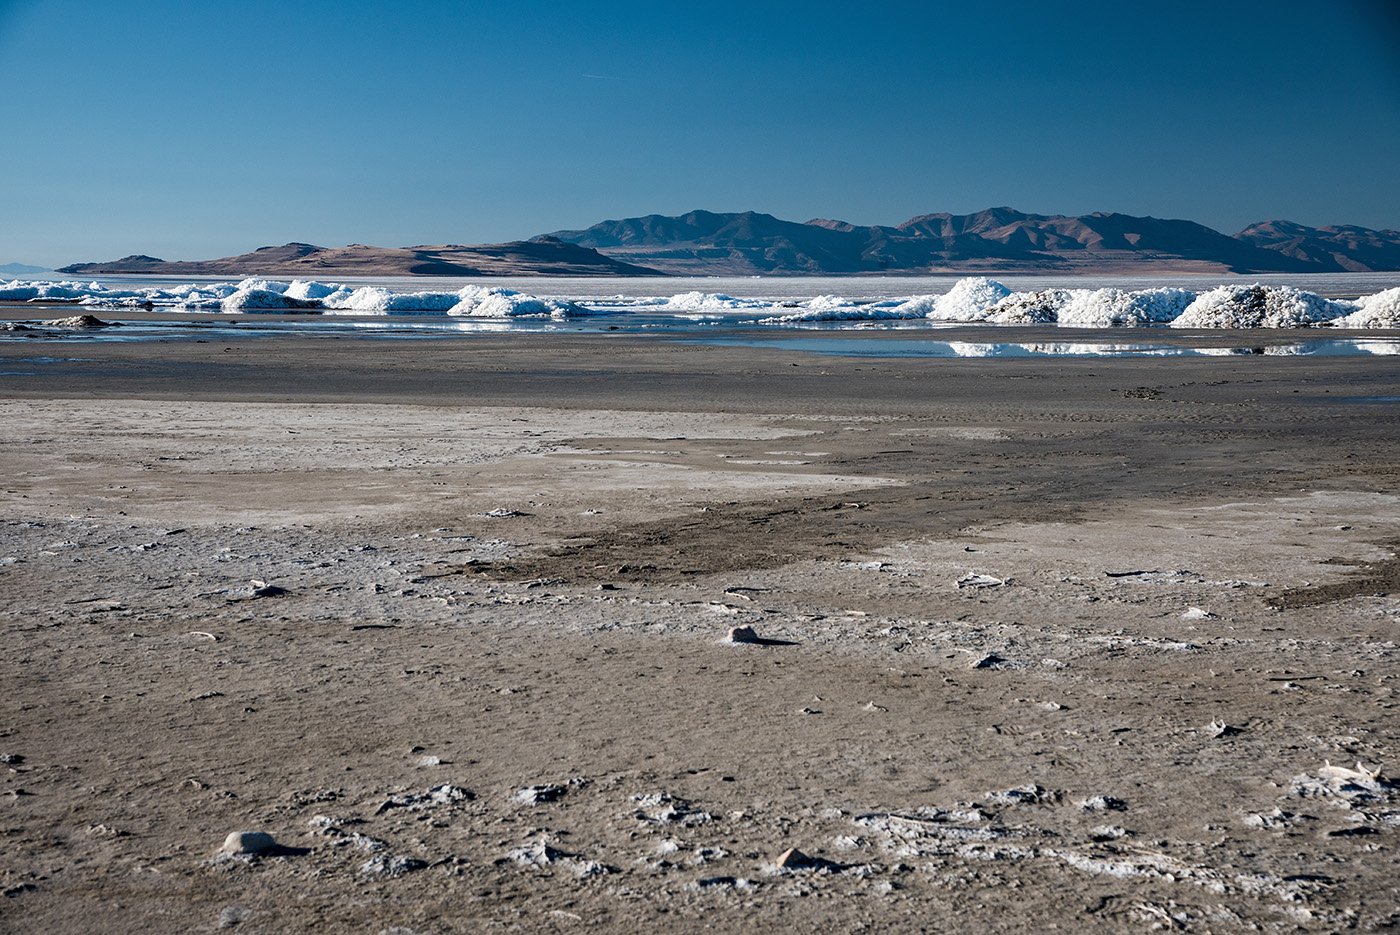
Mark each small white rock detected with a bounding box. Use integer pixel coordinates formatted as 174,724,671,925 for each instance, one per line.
219,831,277,855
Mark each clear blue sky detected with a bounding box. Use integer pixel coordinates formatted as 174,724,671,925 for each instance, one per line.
2,0,1398,267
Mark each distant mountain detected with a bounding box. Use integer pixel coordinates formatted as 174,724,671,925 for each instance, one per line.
1,262,54,276
1234,220,1400,272
539,208,1400,275
57,239,662,277
54,210,1400,279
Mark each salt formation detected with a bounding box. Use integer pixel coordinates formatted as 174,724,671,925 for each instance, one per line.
663,292,771,310
1171,284,1353,328
1335,287,1400,328
1057,287,1196,326
983,289,1069,324
322,284,589,317
895,277,1014,321
4,275,1400,329
0,277,590,317
980,287,1198,326
220,280,324,312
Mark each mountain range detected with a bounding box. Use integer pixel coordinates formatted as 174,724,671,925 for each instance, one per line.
57,239,660,278
51,208,1400,277
538,208,1400,275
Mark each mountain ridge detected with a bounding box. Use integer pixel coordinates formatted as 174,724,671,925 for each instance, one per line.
50,208,1400,277
56,240,663,278
540,207,1400,275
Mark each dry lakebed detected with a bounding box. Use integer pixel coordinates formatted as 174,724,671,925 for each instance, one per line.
2,322,1399,933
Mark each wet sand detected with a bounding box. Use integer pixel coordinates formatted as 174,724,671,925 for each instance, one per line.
3,328,1400,933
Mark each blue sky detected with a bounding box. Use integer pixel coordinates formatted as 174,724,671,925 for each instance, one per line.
2,0,1398,267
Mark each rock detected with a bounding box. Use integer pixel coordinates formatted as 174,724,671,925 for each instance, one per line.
956,573,1004,589
1319,760,1383,783
428,784,471,804
775,847,816,868
1077,795,1128,812
1207,719,1243,737
359,855,427,876
219,831,277,855
1089,825,1130,841
986,785,1052,806
1181,606,1216,619
514,784,566,804
726,625,758,643
509,840,568,866
217,906,252,928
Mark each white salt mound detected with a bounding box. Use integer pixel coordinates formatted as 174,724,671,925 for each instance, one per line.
762,297,917,322
1057,287,1196,327
897,277,1013,321
664,292,769,310
1335,287,1400,328
985,289,1071,324
1171,284,1352,329
221,279,323,312
318,284,461,314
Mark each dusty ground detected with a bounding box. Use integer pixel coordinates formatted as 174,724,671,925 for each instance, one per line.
2,324,1400,934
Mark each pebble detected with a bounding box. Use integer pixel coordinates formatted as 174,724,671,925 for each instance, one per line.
219,831,277,855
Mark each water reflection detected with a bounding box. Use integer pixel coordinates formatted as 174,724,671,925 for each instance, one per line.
700,337,1400,358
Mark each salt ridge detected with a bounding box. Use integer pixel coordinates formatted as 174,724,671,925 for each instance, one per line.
2,277,1397,328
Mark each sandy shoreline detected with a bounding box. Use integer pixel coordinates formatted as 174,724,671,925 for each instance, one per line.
3,333,1400,932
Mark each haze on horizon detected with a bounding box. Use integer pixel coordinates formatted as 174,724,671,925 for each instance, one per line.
1,0,1398,269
